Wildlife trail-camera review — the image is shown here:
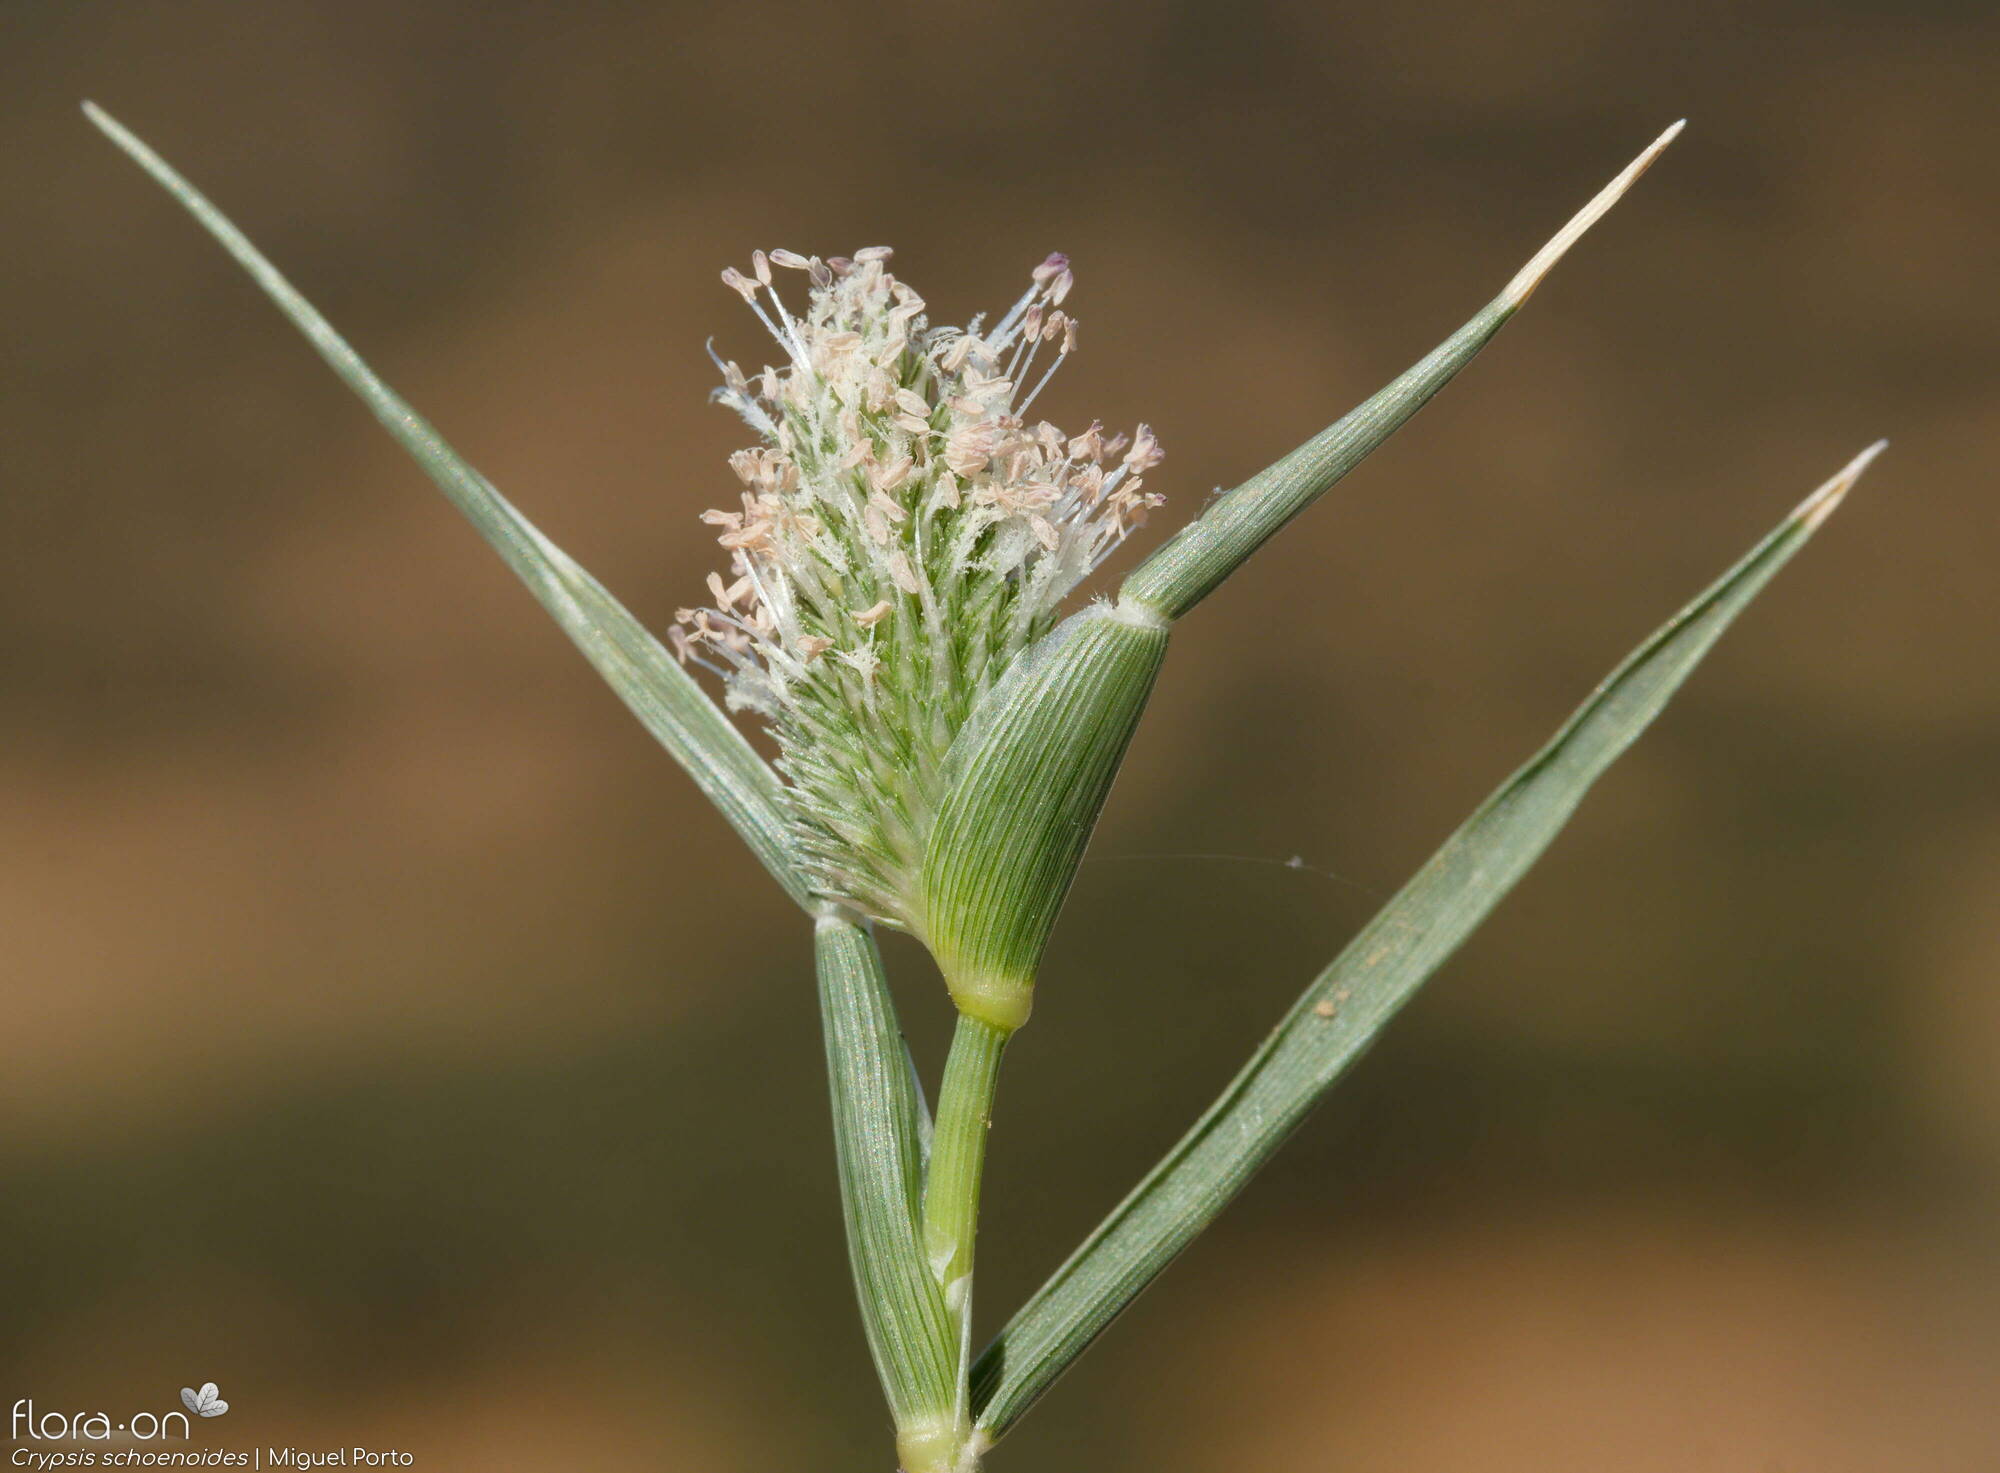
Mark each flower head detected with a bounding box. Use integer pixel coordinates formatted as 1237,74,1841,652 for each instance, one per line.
673,248,1163,925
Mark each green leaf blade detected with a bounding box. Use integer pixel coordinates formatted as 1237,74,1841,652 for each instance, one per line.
815,911,962,1461
972,442,1884,1437
1120,122,1683,621
85,102,809,908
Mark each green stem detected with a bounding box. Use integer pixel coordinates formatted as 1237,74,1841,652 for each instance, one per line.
922,1011,1011,1434
924,1015,1011,1284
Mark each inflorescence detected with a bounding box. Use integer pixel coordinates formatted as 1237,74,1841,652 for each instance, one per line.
671,248,1163,925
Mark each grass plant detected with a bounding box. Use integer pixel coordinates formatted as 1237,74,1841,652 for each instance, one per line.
88,104,1881,1472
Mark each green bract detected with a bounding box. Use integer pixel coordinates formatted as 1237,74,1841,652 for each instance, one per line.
92,103,1880,1473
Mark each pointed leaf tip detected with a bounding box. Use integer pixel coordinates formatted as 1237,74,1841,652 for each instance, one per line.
1502,120,1686,306
1121,120,1689,622
82,100,132,146
1797,439,1887,531
84,102,813,908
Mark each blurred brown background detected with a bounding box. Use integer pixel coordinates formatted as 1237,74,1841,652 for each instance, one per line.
4,1,1997,1469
